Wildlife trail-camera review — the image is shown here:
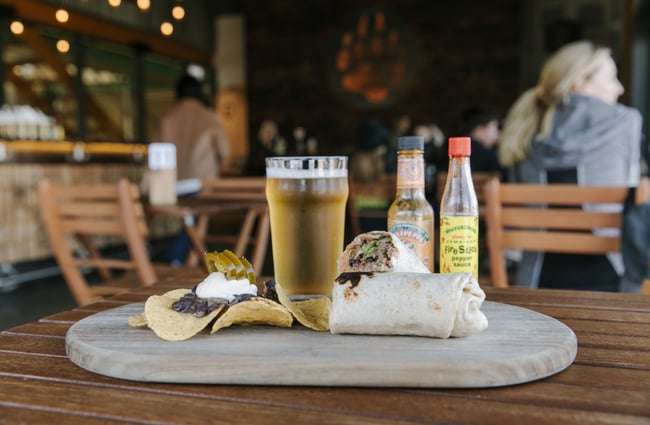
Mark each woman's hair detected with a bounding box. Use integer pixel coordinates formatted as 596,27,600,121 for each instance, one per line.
499,40,612,166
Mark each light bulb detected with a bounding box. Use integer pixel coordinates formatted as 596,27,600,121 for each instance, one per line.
108,0,121,7
55,9,69,23
10,20,24,35
172,6,185,20
137,0,150,11
160,21,174,36
56,39,70,53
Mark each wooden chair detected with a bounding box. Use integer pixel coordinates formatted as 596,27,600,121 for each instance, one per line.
39,178,157,305
484,177,650,289
347,174,396,236
194,177,270,276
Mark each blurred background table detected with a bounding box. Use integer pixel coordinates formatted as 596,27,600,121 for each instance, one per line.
0,281,648,424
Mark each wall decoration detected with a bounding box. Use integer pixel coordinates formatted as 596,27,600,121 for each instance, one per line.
327,7,419,108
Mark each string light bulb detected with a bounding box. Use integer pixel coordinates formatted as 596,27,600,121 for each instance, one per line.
172,5,185,20
160,21,174,36
107,0,121,7
56,39,70,53
10,20,24,35
55,9,69,23
137,0,151,11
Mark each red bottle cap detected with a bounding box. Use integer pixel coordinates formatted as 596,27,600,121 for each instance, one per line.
448,137,471,156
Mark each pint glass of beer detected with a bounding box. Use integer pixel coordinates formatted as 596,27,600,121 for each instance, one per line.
266,156,348,295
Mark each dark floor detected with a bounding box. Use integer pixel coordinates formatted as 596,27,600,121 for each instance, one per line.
0,275,77,331
0,237,173,331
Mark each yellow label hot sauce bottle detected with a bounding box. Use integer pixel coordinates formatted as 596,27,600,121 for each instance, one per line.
439,137,479,278
388,136,435,271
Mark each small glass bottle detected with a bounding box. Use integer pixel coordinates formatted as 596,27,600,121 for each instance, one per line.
388,136,435,271
439,136,479,277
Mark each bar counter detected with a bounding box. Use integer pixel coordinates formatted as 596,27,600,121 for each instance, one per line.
0,280,648,424
0,140,178,265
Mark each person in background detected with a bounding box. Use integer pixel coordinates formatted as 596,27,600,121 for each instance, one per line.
498,40,643,292
156,73,230,182
458,106,504,176
155,73,230,265
247,119,282,176
414,122,445,198
290,125,319,156
386,112,412,173
350,117,390,183
292,126,307,155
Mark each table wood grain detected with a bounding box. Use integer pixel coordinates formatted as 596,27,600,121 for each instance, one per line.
1,283,649,424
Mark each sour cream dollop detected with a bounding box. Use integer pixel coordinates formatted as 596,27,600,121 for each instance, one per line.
194,272,257,301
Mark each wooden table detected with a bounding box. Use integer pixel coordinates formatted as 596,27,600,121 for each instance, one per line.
147,197,269,273
1,280,649,424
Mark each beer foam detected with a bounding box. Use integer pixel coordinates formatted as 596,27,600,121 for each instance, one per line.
266,157,348,178
266,168,347,178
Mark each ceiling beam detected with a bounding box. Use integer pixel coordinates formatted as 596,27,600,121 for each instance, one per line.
0,0,211,66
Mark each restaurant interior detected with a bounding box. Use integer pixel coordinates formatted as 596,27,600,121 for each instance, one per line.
0,0,649,328
1,1,650,423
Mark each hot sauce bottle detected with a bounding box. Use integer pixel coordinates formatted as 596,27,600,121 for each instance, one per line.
439,136,479,278
387,136,435,271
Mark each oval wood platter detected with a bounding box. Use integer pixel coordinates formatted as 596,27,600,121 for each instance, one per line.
66,301,577,388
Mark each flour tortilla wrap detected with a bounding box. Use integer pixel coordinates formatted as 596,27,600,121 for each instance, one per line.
329,272,488,338
337,231,429,274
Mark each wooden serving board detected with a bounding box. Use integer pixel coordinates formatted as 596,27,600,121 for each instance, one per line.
66,301,577,388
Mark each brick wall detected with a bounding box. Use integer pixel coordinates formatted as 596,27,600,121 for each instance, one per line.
244,0,521,156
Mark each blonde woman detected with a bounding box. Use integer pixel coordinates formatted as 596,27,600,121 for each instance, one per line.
499,40,643,292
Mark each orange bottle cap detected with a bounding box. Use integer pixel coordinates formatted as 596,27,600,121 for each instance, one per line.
448,137,471,156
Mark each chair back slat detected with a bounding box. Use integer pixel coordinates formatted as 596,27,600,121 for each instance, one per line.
499,184,628,205
57,202,123,217
72,257,136,270
501,208,622,230
502,231,621,254
198,177,267,201
62,219,126,235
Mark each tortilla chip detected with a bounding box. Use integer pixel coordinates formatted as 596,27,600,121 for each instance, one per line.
161,288,195,300
275,283,331,331
128,289,192,328
128,313,148,327
144,289,224,341
211,297,292,334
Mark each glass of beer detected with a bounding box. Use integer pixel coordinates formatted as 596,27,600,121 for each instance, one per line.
266,156,348,295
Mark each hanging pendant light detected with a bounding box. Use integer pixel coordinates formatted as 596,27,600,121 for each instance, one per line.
172,5,185,20
55,9,69,23
137,0,151,11
56,39,70,53
10,20,24,35
160,21,174,36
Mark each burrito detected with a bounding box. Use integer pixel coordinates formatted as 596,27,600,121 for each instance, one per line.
337,231,429,274
329,272,488,338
